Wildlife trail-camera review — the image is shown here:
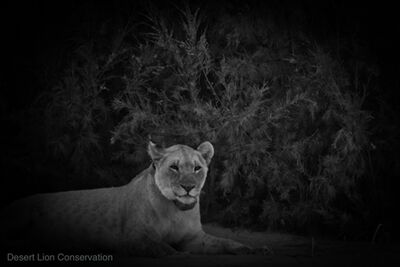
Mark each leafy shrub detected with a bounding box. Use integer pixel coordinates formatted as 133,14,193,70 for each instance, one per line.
42,29,130,185
41,6,374,235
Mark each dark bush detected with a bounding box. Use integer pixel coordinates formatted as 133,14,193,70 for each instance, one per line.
39,5,375,237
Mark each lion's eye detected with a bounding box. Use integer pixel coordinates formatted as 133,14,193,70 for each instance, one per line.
170,165,179,172
194,166,202,172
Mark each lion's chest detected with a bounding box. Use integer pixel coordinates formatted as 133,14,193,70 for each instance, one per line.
157,212,201,245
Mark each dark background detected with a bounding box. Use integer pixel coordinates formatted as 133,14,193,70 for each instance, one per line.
2,1,399,110
2,1,399,103
1,0,399,241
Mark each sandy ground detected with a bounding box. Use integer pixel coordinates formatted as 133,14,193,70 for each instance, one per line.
115,224,400,267
2,224,399,266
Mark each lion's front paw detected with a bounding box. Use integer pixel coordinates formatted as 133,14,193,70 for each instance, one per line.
147,242,178,258
253,245,273,255
124,240,178,258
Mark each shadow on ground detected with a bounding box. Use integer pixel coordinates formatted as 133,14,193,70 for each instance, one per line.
2,224,399,266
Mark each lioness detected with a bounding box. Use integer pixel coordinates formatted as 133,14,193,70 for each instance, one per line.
1,141,257,257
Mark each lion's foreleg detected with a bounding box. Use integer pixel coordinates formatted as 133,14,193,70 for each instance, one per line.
119,234,178,257
181,231,252,255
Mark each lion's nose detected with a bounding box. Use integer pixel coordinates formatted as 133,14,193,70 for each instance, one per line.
180,184,195,193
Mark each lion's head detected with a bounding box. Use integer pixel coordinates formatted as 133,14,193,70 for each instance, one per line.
148,141,214,211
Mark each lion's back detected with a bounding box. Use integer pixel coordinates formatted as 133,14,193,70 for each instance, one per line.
1,187,124,251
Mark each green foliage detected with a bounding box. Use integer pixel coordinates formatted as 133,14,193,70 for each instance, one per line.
41,6,374,235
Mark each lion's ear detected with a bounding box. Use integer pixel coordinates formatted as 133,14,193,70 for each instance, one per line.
148,141,164,161
197,141,214,165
